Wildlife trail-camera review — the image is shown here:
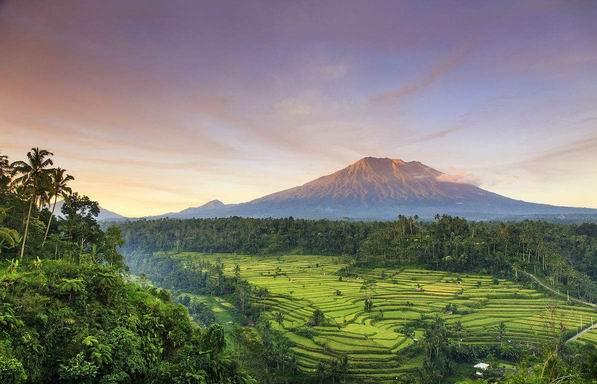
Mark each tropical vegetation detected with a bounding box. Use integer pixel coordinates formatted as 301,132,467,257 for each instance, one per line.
0,148,253,384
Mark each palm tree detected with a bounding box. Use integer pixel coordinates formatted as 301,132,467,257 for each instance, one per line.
11,148,54,260
0,153,12,192
274,311,284,326
42,168,74,246
496,321,507,346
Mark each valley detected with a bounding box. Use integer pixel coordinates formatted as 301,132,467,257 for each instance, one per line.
128,251,597,383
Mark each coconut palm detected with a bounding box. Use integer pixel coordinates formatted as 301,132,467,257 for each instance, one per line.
0,226,21,253
0,153,12,192
10,147,54,260
42,168,74,246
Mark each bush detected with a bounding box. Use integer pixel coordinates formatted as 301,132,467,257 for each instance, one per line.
293,326,316,339
309,309,325,326
59,353,98,384
0,356,27,384
0,260,253,384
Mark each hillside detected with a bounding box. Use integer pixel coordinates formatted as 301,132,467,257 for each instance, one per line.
54,200,127,221
0,148,253,384
123,251,597,384
0,260,253,384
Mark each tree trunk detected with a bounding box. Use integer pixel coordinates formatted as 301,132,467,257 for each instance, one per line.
19,197,34,261
79,238,84,264
42,195,58,247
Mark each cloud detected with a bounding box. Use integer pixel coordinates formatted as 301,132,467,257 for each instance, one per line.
436,170,481,185
370,45,470,106
480,132,597,182
402,126,462,146
526,135,597,164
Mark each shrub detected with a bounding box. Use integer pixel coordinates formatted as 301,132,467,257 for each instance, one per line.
293,326,316,339
0,356,27,384
309,309,325,326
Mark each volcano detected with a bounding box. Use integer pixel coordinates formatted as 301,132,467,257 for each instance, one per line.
157,157,597,220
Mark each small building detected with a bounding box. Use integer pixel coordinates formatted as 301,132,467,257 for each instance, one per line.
474,362,490,377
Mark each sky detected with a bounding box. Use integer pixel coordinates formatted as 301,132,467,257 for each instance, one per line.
1,0,596,216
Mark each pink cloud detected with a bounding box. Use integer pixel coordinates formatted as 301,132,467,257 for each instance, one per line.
436,170,481,186
370,45,471,105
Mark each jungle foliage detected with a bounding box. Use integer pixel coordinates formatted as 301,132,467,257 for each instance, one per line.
119,216,597,302
0,148,253,384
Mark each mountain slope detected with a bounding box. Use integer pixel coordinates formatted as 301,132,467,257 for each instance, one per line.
159,157,597,220
55,200,127,221
153,199,237,219
252,157,491,203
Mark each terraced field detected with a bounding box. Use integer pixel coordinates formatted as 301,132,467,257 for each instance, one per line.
577,327,597,346
178,253,596,382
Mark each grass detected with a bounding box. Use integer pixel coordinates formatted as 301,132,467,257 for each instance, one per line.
173,253,597,382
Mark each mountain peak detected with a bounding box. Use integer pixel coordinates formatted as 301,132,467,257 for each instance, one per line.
200,199,225,208
347,156,439,179
251,156,455,206
158,156,597,220
354,156,402,166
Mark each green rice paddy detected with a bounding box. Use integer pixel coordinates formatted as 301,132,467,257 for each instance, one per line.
177,253,596,382
578,328,597,346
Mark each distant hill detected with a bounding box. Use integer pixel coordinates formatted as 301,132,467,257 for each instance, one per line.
95,206,127,221
153,199,236,220
55,200,127,222
151,157,597,221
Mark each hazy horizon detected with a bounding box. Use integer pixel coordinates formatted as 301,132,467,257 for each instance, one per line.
2,1,596,216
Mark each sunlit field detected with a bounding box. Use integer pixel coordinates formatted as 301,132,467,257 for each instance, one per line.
172,253,596,381
578,328,597,346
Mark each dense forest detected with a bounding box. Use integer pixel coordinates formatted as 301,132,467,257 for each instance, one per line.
0,149,253,384
119,216,597,302
125,250,311,384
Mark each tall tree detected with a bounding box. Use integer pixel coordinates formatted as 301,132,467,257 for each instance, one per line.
42,168,74,246
60,193,100,263
10,148,54,260
0,153,12,193
420,317,453,384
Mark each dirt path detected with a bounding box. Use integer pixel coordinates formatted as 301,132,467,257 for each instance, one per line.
567,322,596,343
520,271,596,309
519,271,596,343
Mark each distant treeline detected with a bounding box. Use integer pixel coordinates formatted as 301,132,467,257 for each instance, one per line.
119,216,597,302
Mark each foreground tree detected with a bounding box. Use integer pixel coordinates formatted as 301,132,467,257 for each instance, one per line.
42,167,74,246
60,193,101,262
420,317,452,384
10,148,54,260
0,153,12,192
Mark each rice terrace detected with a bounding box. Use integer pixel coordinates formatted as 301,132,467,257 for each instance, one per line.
127,250,597,383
